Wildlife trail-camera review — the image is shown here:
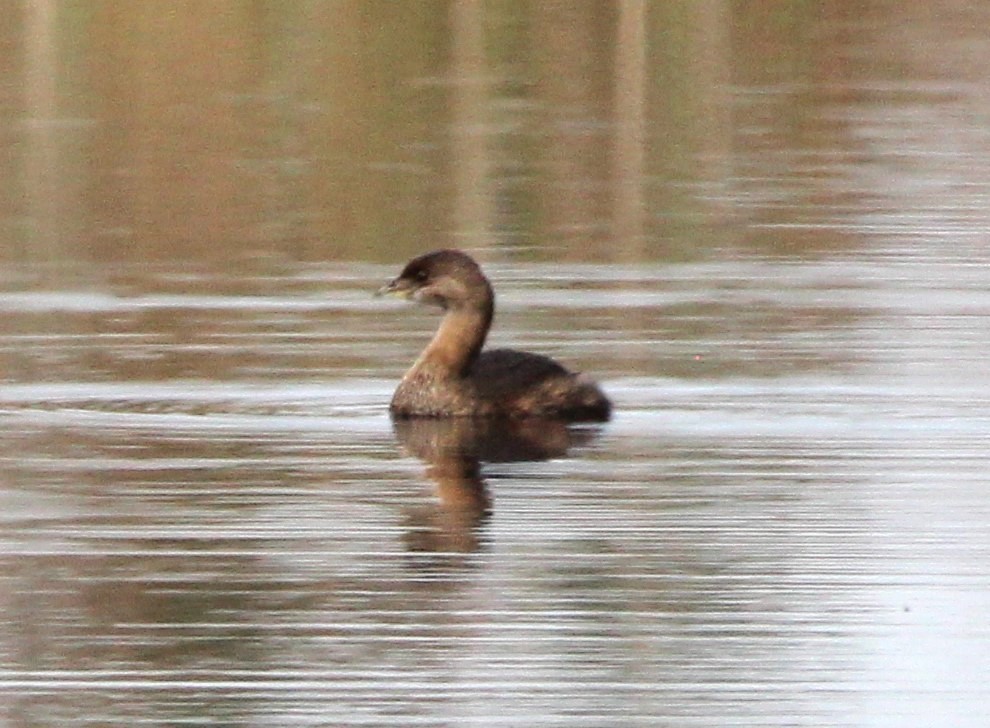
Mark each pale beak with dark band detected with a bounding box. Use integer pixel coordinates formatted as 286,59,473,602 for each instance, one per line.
375,278,414,298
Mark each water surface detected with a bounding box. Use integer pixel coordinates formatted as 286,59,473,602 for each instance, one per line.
3,2,990,727
3,253,989,727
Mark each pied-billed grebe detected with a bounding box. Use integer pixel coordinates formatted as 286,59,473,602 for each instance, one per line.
378,249,611,421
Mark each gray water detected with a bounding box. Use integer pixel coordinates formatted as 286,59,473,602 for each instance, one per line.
4,2,990,726
2,253,988,727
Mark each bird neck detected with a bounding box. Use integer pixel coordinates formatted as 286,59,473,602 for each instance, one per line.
417,301,493,376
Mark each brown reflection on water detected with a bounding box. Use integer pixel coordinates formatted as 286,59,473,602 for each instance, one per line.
393,417,604,555
5,1,986,270
2,0,747,266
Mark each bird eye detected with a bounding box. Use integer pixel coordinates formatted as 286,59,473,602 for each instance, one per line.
414,269,428,282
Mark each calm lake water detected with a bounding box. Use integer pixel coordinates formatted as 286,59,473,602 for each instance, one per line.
3,3,990,727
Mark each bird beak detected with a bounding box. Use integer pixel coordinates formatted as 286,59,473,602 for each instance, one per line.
375,277,412,299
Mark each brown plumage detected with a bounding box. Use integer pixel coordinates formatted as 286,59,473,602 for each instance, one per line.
378,249,611,420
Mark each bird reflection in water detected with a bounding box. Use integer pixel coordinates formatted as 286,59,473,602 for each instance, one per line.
391,417,603,556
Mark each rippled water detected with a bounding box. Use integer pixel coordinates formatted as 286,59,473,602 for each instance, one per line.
2,251,989,726
6,2,990,725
